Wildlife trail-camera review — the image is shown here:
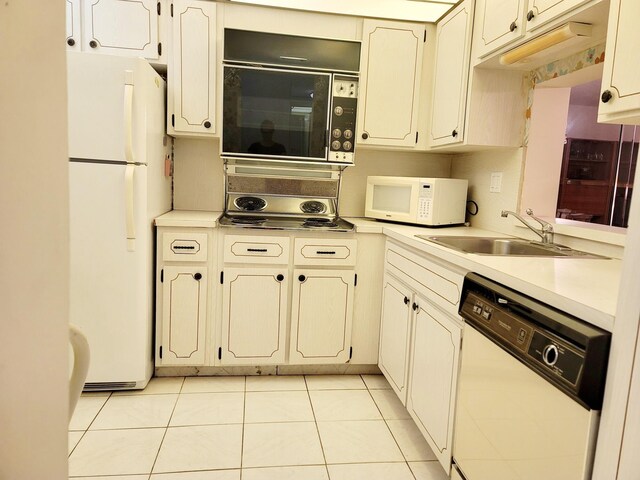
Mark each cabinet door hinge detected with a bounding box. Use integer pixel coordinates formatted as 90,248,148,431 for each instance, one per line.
170,3,174,17
220,271,224,284
424,30,427,43
354,273,358,287
218,347,222,360
157,1,161,15
160,269,164,283
415,132,419,143
158,42,162,56
349,346,353,360
171,114,175,127
159,346,163,359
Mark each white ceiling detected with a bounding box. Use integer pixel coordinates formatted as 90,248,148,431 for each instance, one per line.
225,0,460,22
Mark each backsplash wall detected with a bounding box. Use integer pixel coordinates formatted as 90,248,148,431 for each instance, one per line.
172,137,452,215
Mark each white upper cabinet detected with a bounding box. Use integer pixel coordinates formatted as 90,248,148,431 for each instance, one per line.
474,0,526,58
598,0,640,125
66,0,165,63
524,0,592,32
66,0,82,51
357,19,425,148
168,0,217,137
429,0,473,147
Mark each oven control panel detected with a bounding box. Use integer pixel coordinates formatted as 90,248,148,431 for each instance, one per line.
329,75,358,163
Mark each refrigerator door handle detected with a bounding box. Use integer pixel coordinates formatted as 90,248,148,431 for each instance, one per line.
125,164,136,251
124,70,134,164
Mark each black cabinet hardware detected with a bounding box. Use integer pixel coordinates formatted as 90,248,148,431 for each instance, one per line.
412,302,419,311
452,129,458,138
67,38,75,46
362,132,369,140
89,40,98,48
601,90,613,103
527,10,535,21
404,296,410,305
247,248,268,252
509,21,517,32
299,274,306,282
204,121,211,129
276,274,284,282
194,272,202,281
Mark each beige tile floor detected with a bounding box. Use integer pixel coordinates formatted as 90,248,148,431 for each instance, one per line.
68,374,449,480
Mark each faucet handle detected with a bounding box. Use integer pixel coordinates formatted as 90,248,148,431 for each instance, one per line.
525,209,553,231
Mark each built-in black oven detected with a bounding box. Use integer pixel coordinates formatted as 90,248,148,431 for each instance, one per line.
222,29,360,164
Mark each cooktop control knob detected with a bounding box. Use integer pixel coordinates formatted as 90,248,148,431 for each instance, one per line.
343,129,353,139
343,141,352,151
332,128,342,138
542,344,559,367
334,106,343,116
331,140,341,150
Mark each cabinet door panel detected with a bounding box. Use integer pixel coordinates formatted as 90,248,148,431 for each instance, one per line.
170,0,217,135
357,20,424,147
598,0,640,124
290,269,354,364
525,0,591,32
475,0,526,58
407,299,461,472
66,0,82,51
378,275,413,404
161,266,207,365
429,1,472,147
83,0,159,59
221,268,287,365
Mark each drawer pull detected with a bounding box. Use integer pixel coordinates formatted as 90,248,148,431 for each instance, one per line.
247,248,268,252
316,250,337,255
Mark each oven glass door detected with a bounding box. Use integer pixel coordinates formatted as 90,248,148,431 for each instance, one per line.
453,325,598,480
223,65,331,161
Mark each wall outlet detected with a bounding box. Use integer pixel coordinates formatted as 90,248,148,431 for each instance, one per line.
490,172,503,193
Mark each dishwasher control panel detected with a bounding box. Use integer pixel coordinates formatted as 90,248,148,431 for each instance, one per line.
460,273,611,410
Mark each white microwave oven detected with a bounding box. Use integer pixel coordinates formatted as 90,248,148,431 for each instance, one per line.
365,176,468,226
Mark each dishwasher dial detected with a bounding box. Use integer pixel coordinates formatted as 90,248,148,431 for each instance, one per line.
542,344,559,366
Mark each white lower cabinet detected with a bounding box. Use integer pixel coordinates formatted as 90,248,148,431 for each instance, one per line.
289,269,355,364
378,240,465,474
156,227,212,367
407,298,462,473
160,266,207,365
378,274,413,404
220,267,288,365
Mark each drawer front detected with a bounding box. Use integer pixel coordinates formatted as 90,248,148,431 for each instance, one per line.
162,232,208,262
385,242,466,317
224,235,290,264
294,238,357,266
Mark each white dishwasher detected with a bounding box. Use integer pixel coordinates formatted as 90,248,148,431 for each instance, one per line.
453,273,610,480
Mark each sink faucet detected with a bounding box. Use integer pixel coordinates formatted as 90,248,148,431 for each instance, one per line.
501,208,554,244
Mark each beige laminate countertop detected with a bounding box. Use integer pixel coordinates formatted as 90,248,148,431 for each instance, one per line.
155,211,620,331
347,217,620,331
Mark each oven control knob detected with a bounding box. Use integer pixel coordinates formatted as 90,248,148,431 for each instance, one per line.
331,140,341,150
542,344,559,367
343,141,352,151
332,128,342,138
334,106,344,116
343,129,353,139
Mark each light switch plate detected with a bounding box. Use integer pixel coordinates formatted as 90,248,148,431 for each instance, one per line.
490,172,502,193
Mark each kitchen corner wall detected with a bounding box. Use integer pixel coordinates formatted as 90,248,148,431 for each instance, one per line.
172,137,453,215
451,148,526,235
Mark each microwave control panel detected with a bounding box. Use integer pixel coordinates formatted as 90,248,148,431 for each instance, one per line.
329,75,358,163
417,182,433,219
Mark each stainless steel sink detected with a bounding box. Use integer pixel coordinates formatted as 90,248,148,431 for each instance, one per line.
416,235,608,258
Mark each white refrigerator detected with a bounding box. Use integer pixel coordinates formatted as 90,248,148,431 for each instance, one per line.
67,52,171,390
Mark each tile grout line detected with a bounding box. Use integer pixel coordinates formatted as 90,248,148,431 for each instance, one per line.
361,375,419,480
304,375,332,480
239,375,247,480
68,390,114,459
147,376,185,478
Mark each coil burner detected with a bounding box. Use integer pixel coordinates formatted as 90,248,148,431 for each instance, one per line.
234,196,267,212
230,216,267,225
300,200,327,214
303,217,339,228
